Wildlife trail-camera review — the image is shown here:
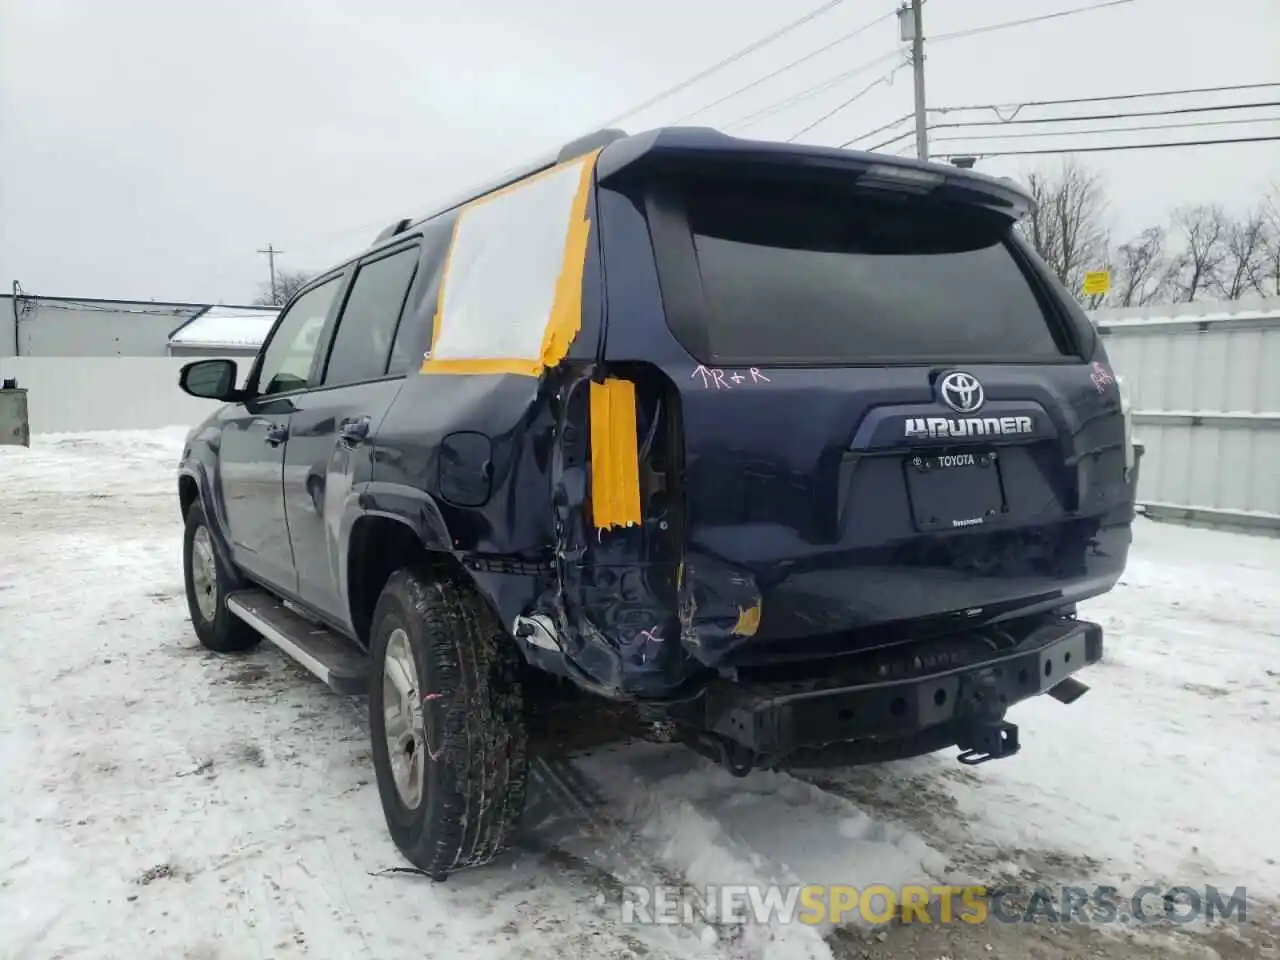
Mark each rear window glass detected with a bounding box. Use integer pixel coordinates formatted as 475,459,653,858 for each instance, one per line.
675,175,1067,365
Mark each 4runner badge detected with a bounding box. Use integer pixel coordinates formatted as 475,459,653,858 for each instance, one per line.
905,415,1034,440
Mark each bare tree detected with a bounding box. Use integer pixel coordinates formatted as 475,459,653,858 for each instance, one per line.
253,269,314,306
1017,157,1111,304
1165,204,1230,302
1261,183,1280,297
1112,226,1171,306
1214,206,1270,300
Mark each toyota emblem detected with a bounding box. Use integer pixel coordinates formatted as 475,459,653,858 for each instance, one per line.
938,371,985,414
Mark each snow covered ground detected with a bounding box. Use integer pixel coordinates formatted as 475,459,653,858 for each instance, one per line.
1,429,1278,960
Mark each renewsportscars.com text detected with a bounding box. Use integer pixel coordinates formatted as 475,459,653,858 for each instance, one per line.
620,883,1248,927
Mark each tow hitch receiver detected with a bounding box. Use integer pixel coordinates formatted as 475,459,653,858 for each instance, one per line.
674,616,1102,773
954,665,1021,765
956,720,1020,765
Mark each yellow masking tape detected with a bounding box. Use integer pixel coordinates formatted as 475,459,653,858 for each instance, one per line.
733,603,762,637
540,148,601,371
421,149,601,377
589,378,642,531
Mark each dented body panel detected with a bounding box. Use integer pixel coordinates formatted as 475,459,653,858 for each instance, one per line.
545,131,1139,696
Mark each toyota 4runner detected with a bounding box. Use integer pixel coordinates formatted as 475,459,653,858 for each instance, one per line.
177,126,1141,878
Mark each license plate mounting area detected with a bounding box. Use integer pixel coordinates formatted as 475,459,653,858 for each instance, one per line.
904,450,1005,532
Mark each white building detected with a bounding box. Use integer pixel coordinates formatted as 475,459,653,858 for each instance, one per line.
0,291,276,358
167,306,278,358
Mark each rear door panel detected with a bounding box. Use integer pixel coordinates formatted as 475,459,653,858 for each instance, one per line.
283,380,403,624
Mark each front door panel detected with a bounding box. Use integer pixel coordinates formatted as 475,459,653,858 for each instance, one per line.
217,399,296,593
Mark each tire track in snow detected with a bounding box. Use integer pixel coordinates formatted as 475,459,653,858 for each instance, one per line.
523,744,956,960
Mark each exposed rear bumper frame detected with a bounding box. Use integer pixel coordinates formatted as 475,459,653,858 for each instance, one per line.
678,617,1103,768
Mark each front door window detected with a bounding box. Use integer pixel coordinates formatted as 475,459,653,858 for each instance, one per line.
257,277,343,395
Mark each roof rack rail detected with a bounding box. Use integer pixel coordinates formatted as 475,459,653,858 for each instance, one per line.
414,127,630,225
372,217,413,244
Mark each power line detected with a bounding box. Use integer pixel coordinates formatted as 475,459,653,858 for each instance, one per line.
787,63,907,141
931,0,1136,43
866,99,1280,149
724,49,902,130
933,80,1280,119
838,112,915,147
900,0,1137,159
598,0,853,126
930,100,1280,128
929,115,1280,144
848,82,1280,152
932,135,1280,159
18,301,198,317
672,8,898,124
865,125,930,151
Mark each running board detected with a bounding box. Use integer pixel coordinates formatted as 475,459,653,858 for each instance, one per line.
225,590,368,695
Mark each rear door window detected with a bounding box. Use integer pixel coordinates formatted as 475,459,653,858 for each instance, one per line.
664,174,1069,365
323,246,420,386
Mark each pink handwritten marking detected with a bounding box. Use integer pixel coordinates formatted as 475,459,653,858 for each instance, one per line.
639,627,663,644
750,368,771,383
1090,361,1115,394
422,692,444,703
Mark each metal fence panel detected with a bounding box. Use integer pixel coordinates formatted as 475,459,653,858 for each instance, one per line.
1096,299,1280,534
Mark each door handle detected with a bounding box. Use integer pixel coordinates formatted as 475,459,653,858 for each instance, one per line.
339,416,371,446
263,422,289,446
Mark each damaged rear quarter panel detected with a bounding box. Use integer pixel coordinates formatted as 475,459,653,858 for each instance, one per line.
545,184,772,694
366,370,561,633
363,187,609,659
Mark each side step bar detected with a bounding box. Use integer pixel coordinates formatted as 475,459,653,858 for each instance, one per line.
226,590,368,695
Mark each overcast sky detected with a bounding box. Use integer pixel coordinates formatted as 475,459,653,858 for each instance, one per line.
2,0,1277,305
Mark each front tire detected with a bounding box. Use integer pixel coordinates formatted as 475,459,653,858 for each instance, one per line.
182,501,259,653
368,566,528,878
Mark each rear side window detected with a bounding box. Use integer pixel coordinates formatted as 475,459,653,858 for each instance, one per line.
323,246,419,386
663,174,1068,365
388,215,456,374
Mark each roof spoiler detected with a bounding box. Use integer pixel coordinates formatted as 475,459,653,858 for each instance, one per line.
556,128,628,162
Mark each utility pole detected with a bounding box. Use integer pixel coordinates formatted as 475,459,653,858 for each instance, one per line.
899,0,928,161
257,244,283,303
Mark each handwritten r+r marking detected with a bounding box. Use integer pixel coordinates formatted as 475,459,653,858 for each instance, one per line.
1090,361,1115,394
692,365,771,390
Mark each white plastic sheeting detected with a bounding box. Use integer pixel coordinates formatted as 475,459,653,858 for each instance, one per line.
422,152,597,376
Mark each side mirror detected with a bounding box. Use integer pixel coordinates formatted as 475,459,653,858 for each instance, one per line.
179,359,240,401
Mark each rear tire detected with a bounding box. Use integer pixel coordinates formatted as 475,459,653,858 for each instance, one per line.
182,501,260,653
368,566,528,878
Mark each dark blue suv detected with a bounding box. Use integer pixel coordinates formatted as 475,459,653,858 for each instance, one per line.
177,126,1140,878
